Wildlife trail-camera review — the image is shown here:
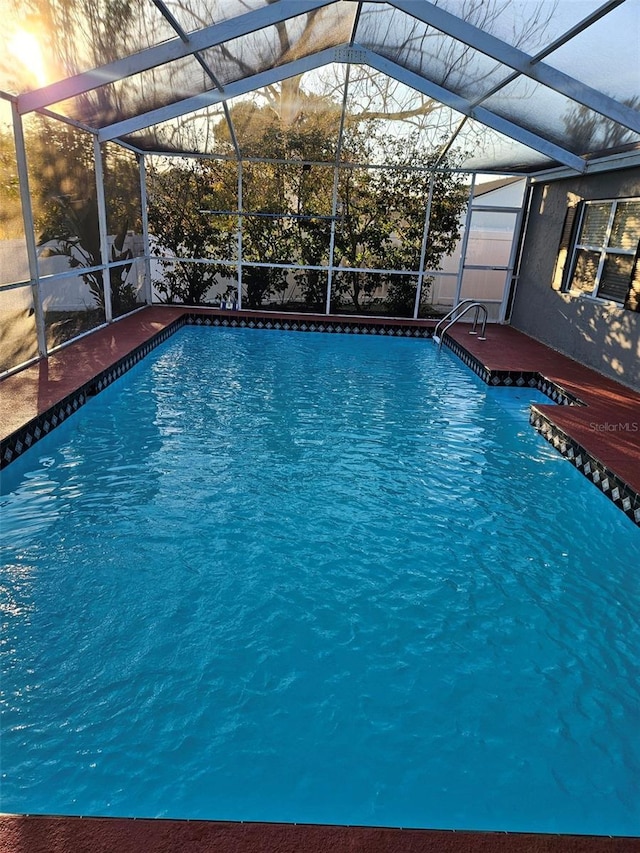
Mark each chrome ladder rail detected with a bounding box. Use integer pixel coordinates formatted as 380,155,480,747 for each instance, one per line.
432,300,488,349
432,299,476,341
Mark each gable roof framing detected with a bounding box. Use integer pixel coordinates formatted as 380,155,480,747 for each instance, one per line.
384,0,640,134
360,49,587,172
16,0,339,115
9,0,639,175
97,47,342,144
94,44,585,172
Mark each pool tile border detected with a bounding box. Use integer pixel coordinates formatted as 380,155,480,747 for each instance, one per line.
1,387,88,467
185,312,434,337
442,334,585,406
0,319,184,469
529,407,640,526
441,332,639,527
1,312,638,527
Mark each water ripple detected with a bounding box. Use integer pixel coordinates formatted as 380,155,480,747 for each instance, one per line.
1,328,639,834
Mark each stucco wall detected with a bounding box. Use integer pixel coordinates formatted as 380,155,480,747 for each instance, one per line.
510,167,640,391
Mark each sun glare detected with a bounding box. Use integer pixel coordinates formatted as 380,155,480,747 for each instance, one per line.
8,29,48,88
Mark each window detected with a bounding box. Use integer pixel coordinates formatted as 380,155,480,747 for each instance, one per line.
566,197,640,310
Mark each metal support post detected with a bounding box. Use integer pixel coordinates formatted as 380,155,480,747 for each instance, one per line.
326,65,351,315
453,173,476,308
139,153,153,304
413,173,435,319
237,160,243,309
93,136,113,321
11,101,47,357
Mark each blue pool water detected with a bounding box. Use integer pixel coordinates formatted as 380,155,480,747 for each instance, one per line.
1,327,639,835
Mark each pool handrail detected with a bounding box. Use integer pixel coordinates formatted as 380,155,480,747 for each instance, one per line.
433,300,488,349
433,299,477,339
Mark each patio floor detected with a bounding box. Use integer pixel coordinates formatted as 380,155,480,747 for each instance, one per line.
1,814,639,853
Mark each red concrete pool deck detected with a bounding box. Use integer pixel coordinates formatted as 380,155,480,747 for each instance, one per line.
1,815,639,853
445,324,640,495
0,306,185,440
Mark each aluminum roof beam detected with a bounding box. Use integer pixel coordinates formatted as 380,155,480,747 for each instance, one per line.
98,47,343,143
360,49,587,172
530,0,626,63
150,0,191,42
467,1,628,110
17,0,339,115
151,0,241,159
385,0,640,134
98,43,586,173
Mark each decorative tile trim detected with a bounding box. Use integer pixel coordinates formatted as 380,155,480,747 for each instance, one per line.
441,333,585,406
184,313,434,338
534,377,584,407
530,407,640,527
1,389,88,469
441,335,493,384
441,332,639,526
0,317,186,469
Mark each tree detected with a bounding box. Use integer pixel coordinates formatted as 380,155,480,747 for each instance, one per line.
38,195,136,317
562,96,640,156
147,157,237,305
313,122,466,315
146,102,468,315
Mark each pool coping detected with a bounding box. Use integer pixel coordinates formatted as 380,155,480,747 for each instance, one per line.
0,814,638,853
1,306,638,527
441,331,640,526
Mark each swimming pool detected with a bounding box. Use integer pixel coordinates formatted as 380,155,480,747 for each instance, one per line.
1,327,639,835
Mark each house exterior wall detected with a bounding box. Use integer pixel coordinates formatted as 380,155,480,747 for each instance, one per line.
510,167,640,391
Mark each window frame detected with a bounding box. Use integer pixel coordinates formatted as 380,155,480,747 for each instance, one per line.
565,196,640,306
